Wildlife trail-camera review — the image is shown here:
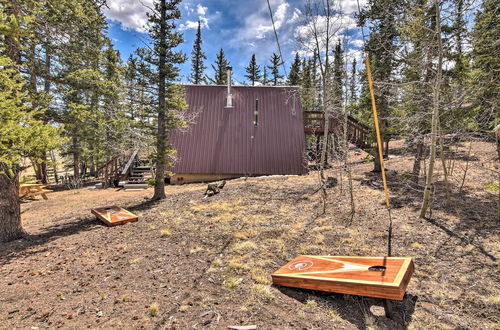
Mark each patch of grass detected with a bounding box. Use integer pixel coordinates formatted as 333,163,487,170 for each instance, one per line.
149,303,159,317
129,257,142,264
298,244,325,254
225,277,241,289
189,246,203,254
328,309,342,321
232,241,257,253
340,237,352,244
251,284,274,301
228,256,252,272
159,228,171,237
313,225,333,232
411,242,423,249
265,238,285,254
191,199,245,223
233,231,248,239
211,258,222,267
315,234,325,245
485,182,500,192
251,268,270,285
487,295,500,305
305,299,317,307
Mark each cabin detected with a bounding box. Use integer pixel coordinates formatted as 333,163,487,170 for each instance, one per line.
168,84,308,184
95,73,370,189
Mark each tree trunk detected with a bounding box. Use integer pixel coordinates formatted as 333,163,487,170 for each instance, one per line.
50,151,59,184
420,0,443,218
73,136,80,178
0,163,24,243
411,140,424,184
153,0,168,201
373,144,382,172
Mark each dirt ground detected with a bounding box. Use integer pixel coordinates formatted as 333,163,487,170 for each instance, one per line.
1,140,498,329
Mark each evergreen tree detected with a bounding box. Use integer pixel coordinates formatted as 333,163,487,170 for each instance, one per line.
349,58,357,103
267,52,284,86
188,21,206,84
287,52,301,85
398,0,437,183
262,66,269,86
139,0,187,200
331,41,345,109
299,57,316,111
244,54,261,86
471,0,498,130
207,48,229,85
358,0,404,171
0,0,60,242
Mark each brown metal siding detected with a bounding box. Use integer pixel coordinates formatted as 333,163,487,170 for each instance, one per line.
169,85,307,175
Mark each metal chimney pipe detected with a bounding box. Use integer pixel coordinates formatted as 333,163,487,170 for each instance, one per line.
225,66,233,108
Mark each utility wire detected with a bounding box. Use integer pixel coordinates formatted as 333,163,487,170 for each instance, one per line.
266,0,288,77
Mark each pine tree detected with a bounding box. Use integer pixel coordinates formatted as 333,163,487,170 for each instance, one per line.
267,53,284,86
471,0,498,130
0,0,60,242
350,58,357,103
207,48,229,85
332,41,345,109
262,66,269,86
140,0,187,200
244,54,261,86
287,52,301,85
299,57,316,111
188,21,206,84
358,0,404,171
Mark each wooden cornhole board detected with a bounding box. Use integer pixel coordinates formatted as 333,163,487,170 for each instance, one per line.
272,255,414,300
91,206,138,227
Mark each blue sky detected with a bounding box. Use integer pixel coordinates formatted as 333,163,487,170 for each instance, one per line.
104,0,366,84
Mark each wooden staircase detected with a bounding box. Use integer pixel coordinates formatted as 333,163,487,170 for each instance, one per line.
96,150,154,189
303,111,371,149
123,159,155,190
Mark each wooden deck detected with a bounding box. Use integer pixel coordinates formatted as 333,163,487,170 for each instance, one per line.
304,111,371,148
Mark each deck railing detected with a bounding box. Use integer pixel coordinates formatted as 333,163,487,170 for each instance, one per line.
304,111,371,148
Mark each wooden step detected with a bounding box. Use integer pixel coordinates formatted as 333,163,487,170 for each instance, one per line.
124,183,148,190
134,166,153,171
127,178,145,182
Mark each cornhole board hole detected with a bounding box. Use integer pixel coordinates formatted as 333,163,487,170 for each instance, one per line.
272,255,414,300
91,206,138,227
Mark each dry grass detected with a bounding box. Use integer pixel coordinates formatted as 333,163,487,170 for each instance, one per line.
251,284,274,301
251,268,270,285
4,139,497,329
149,303,159,317
232,241,257,253
159,228,171,237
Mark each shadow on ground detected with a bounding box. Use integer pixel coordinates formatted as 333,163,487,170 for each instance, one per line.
275,285,418,329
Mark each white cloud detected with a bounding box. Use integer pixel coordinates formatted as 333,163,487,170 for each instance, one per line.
290,8,302,24
340,0,368,15
180,3,210,30
350,39,364,48
196,4,207,15
104,0,211,33
104,0,154,33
